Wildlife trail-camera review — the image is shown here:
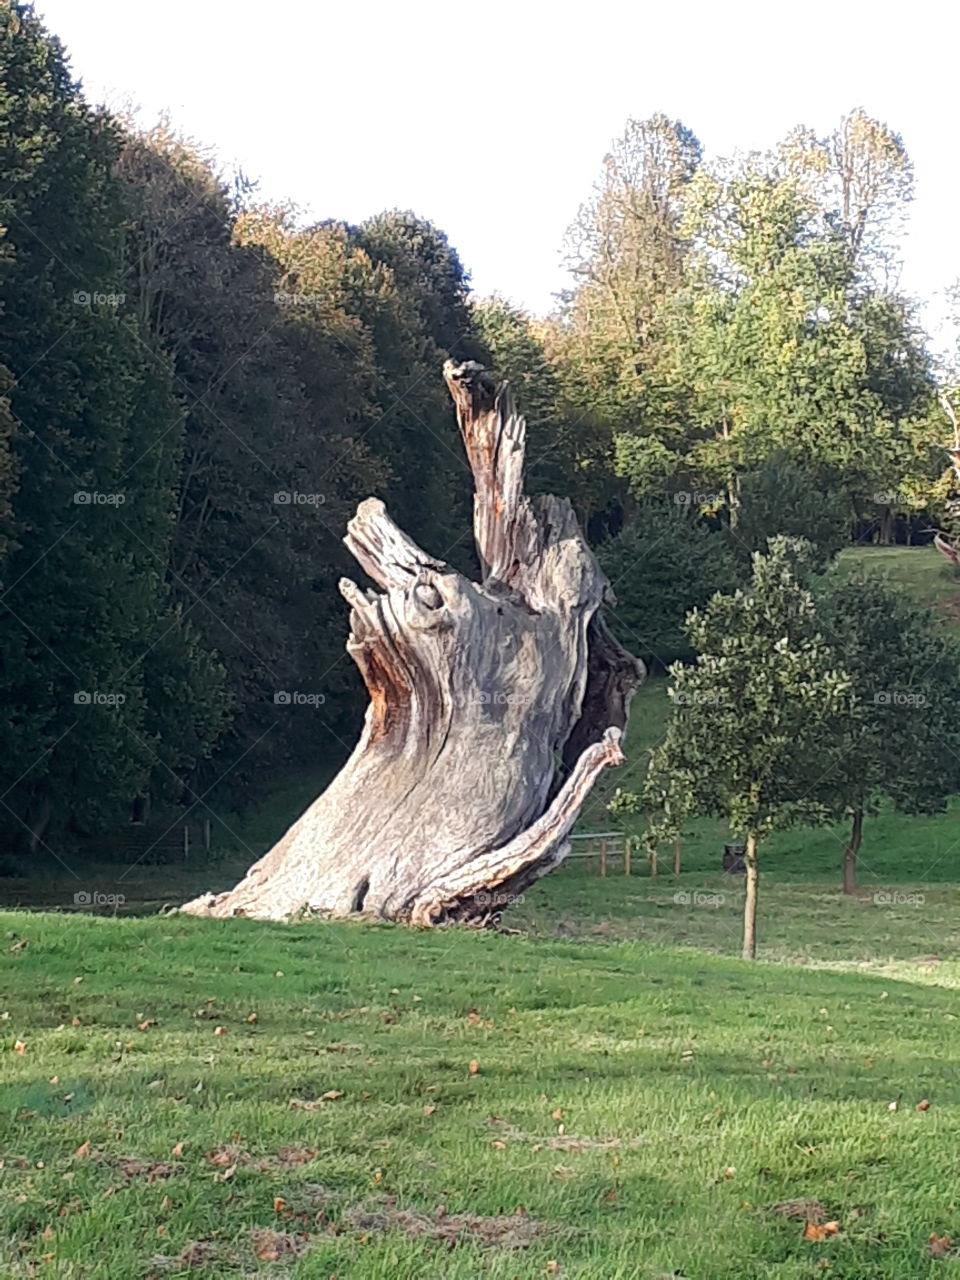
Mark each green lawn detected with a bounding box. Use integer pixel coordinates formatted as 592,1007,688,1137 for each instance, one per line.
2,904,959,1279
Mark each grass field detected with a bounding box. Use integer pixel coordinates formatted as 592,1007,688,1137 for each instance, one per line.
3,902,960,1279
2,545,959,1276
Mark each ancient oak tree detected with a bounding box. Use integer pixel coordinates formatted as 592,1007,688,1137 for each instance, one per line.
183,363,643,925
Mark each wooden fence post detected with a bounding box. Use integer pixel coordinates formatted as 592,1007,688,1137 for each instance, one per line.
650,849,657,878
674,838,681,876
600,839,607,877
623,838,631,876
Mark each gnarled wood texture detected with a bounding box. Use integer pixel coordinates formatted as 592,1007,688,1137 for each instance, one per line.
182,362,644,925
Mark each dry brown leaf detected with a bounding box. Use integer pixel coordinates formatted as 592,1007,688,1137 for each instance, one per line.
916,1099,931,1111
552,1108,563,1121
492,1140,506,1150
171,1142,185,1157
73,1141,90,1159
802,1220,840,1241
214,1162,237,1182
468,1059,480,1075
247,1012,258,1023
137,1019,156,1032
422,1104,436,1115
213,1026,228,1036
273,1196,286,1213
322,1090,343,1101
929,1233,954,1258
71,1016,81,1027
13,1039,26,1055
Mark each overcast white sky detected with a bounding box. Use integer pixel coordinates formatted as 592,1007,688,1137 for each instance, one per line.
36,0,960,345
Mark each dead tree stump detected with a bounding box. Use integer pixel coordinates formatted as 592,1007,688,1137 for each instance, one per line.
182,362,644,925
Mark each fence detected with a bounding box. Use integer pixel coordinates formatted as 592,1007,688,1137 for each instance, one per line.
568,831,682,877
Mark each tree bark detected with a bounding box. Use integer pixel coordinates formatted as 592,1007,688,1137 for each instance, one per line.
742,833,759,960
843,806,863,895
182,362,644,925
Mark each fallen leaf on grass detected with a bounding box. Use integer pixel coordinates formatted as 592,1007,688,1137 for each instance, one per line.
802,1220,840,1241
171,1143,185,1157
246,1013,258,1024
422,1104,436,1116
138,1019,157,1032
322,1090,343,1101
214,1163,237,1183
929,1233,954,1258
213,1026,228,1037
13,1039,26,1055
468,1059,480,1075
916,1099,931,1111
73,1141,90,1159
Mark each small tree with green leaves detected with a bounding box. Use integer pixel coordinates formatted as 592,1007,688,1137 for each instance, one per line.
633,538,854,958
818,571,960,893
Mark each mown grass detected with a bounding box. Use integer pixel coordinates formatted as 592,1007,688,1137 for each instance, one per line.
2,906,959,1279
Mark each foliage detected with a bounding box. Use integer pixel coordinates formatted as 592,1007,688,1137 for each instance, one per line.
598,501,741,666
816,569,960,882
733,452,849,568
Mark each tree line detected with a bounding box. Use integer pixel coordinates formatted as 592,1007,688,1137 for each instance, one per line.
1,3,957,859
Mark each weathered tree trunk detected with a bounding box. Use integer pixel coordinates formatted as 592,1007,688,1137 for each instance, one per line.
842,806,863,895
742,833,759,960
182,362,643,925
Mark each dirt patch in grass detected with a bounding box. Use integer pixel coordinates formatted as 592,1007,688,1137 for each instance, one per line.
341,1201,546,1249
769,1199,830,1222
206,1144,317,1172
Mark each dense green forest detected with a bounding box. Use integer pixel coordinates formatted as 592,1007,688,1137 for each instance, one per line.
1,2,957,856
